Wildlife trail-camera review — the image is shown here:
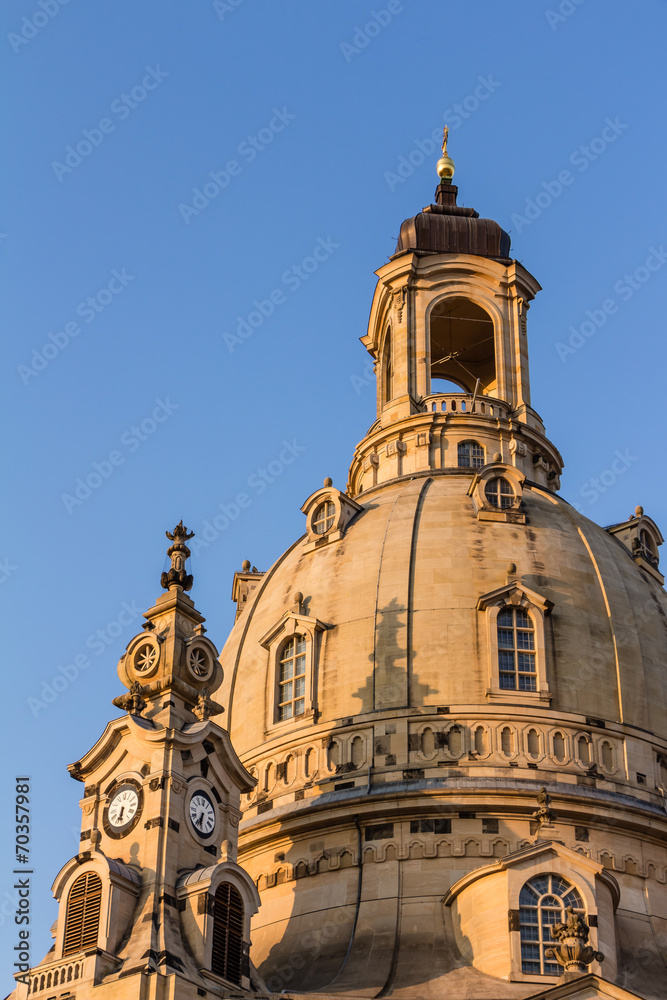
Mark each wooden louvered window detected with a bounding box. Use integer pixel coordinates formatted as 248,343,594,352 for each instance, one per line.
63,872,102,956
211,882,244,984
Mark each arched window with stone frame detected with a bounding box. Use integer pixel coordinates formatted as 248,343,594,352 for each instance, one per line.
519,874,584,976
477,583,553,704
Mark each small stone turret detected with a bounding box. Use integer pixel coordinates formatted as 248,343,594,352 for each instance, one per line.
113,522,223,728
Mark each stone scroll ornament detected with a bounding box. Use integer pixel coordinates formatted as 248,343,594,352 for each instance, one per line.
545,907,604,973
161,520,194,591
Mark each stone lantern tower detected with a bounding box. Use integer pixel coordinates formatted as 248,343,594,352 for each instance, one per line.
218,135,667,1000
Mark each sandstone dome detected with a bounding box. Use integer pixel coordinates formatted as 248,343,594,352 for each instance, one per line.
221,475,667,750
216,173,667,1000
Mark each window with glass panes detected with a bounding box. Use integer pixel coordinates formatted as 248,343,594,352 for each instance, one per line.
458,440,485,468
519,874,584,975
313,501,335,534
497,606,536,690
278,636,306,720
485,477,514,509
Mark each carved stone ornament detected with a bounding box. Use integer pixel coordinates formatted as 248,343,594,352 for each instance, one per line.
192,691,224,721
532,786,557,826
545,907,604,973
160,520,195,592
112,681,147,717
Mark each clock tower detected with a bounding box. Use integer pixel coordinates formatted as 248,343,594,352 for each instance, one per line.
12,523,261,999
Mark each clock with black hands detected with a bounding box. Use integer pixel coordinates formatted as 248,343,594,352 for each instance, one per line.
189,791,216,838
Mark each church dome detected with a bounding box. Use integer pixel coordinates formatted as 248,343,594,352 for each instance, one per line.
217,146,667,1000
394,182,511,258
221,476,667,750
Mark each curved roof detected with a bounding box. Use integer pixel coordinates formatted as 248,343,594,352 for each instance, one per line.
220,473,667,753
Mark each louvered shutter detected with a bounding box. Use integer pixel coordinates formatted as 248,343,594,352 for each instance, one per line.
211,882,244,984
63,872,102,956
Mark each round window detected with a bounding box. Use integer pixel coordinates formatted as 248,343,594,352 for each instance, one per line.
133,641,158,675
485,477,514,509
312,501,335,535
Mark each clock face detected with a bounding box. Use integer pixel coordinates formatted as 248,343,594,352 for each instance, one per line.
189,792,216,837
108,786,140,830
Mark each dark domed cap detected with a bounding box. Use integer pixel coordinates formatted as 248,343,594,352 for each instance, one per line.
394,183,511,259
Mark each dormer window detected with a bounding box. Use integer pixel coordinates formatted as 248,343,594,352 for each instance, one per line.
278,636,307,721
485,477,514,509
469,464,525,523
458,440,485,469
313,501,336,535
301,481,362,553
605,508,663,583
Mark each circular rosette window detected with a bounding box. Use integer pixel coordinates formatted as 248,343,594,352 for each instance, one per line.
186,640,214,683
131,639,160,679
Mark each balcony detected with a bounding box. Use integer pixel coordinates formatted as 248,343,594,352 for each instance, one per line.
419,393,510,420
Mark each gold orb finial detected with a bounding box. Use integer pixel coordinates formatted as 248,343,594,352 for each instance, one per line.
436,125,455,183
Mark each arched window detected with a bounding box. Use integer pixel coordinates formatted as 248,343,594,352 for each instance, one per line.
63,872,102,957
458,440,485,469
312,501,335,535
278,636,306,720
519,874,584,976
485,476,514,509
497,607,536,690
211,882,244,985
638,529,658,566
383,329,392,404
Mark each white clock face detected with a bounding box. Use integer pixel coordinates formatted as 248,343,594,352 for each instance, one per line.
189,792,216,837
108,787,139,828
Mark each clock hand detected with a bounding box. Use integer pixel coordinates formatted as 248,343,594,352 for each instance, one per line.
118,806,124,822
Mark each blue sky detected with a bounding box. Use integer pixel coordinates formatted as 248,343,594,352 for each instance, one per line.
2,0,666,986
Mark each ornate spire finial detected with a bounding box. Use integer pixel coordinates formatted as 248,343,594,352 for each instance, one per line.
160,521,195,592
436,125,455,183
441,125,449,154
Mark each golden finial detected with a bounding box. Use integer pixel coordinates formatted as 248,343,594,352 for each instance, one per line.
436,125,455,183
